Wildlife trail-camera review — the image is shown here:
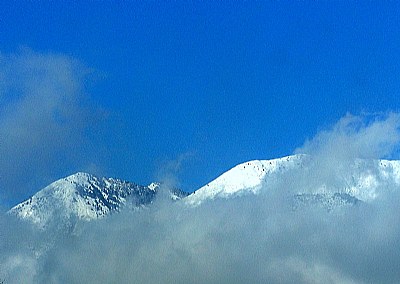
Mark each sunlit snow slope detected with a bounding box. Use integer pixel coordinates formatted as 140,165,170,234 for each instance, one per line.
186,155,304,205
186,154,400,206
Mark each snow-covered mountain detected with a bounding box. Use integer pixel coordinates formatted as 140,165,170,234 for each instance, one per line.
185,155,305,206
185,154,400,206
9,172,188,229
10,154,400,228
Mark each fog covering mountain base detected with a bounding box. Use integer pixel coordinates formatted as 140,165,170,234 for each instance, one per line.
2,113,400,283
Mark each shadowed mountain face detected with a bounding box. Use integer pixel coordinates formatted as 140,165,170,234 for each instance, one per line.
292,192,361,211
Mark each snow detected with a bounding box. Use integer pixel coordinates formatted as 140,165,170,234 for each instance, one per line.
10,154,400,227
185,155,305,206
185,154,400,206
8,172,159,229
148,182,160,191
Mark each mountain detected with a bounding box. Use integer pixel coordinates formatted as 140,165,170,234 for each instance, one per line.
10,154,400,228
184,154,400,207
9,172,188,229
185,154,305,206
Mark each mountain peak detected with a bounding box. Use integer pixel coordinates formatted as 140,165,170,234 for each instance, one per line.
186,154,305,206
9,173,167,229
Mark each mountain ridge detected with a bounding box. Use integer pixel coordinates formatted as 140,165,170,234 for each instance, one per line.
10,154,400,228
9,172,188,229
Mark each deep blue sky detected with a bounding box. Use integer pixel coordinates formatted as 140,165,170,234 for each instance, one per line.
2,2,400,201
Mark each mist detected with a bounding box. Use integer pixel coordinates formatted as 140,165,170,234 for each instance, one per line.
3,183,400,283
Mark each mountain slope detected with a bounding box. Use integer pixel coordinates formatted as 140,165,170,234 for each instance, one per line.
185,155,304,205
185,154,400,206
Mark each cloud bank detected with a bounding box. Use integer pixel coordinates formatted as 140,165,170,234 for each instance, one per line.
2,114,400,284
0,49,100,204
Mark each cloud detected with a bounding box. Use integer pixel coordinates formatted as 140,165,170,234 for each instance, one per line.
296,112,400,160
5,188,400,284
0,49,101,204
2,113,400,284
289,112,400,198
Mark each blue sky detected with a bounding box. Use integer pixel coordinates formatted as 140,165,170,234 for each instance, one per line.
2,2,400,205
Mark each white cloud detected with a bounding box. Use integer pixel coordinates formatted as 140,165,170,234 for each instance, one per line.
296,112,400,160
3,186,398,284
